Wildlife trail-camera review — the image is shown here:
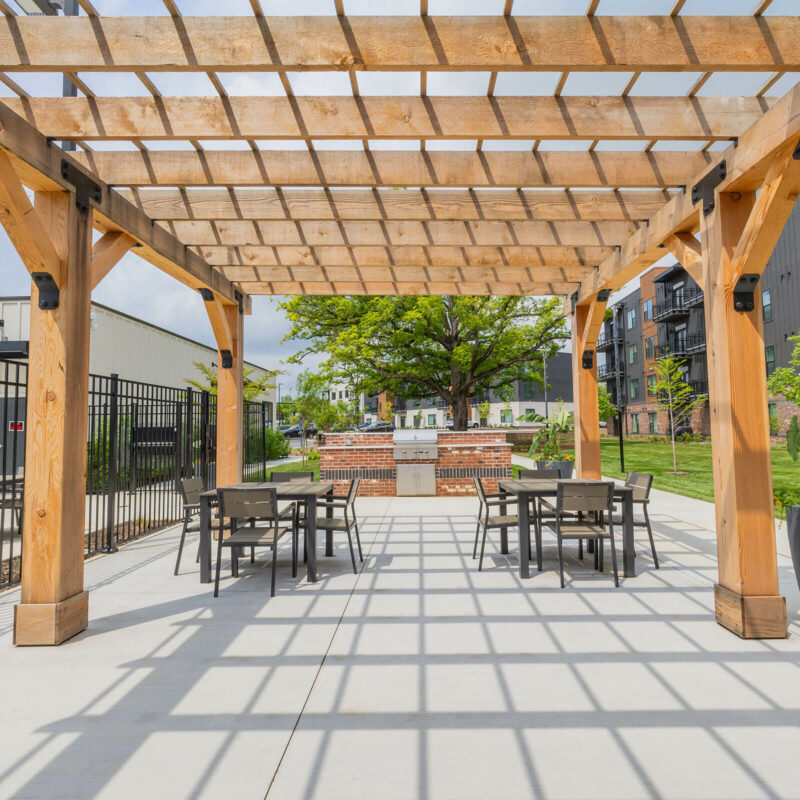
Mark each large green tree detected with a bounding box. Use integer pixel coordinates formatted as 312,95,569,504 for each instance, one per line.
280,295,568,430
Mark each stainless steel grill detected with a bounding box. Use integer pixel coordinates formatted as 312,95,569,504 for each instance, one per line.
392,429,438,461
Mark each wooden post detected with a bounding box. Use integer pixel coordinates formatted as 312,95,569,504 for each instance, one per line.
203,296,243,486
14,191,92,645
701,191,786,638
571,301,602,480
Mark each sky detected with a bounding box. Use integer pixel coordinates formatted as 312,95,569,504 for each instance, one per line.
1,0,796,391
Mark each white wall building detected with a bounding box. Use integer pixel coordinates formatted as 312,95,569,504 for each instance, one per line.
0,297,277,404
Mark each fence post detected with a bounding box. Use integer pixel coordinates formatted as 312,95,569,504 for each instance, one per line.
103,373,119,553
174,401,183,495
261,401,268,480
185,387,193,478
200,389,210,489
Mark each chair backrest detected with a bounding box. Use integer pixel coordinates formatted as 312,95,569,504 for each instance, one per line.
473,477,488,505
269,470,315,483
180,476,205,505
625,472,653,502
346,477,361,504
556,481,614,514
518,468,561,480
218,487,278,522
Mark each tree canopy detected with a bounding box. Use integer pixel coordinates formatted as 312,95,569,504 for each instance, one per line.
280,295,568,430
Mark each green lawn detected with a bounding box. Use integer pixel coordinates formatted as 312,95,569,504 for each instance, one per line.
263,458,320,481
514,438,798,514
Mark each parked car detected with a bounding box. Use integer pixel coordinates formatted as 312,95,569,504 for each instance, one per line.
445,420,480,429
362,421,395,433
599,420,607,429
281,423,317,438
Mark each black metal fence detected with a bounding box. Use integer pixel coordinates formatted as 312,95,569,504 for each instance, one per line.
1,359,26,588
84,375,220,556
0,361,277,589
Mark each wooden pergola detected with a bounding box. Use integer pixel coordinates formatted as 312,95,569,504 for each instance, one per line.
1,3,798,644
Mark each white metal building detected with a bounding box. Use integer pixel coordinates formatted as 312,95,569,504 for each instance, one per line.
0,297,277,403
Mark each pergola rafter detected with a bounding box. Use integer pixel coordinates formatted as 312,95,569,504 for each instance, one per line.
1,7,798,645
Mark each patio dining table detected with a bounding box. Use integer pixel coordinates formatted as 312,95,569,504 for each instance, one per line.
198,481,334,584
498,478,636,580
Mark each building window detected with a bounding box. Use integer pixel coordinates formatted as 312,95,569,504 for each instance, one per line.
500,409,513,424
649,412,658,433
628,344,637,364
643,298,653,321
630,378,639,400
427,414,436,426
765,345,776,375
647,375,657,395
631,413,639,434
762,289,772,323
645,336,655,359
768,402,778,431
626,308,636,330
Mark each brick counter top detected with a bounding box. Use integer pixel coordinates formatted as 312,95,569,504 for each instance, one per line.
319,430,512,496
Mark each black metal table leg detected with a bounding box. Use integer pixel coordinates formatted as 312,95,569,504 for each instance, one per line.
200,495,212,583
499,489,509,554
325,486,334,556
306,496,318,582
622,488,635,578
518,493,530,579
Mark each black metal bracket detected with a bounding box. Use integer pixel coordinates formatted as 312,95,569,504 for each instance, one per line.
60,159,102,211
597,289,611,303
733,273,760,313
570,291,578,315
235,290,244,314
582,350,594,370
793,139,800,160
220,349,233,369
31,272,59,310
199,287,214,302
691,160,727,217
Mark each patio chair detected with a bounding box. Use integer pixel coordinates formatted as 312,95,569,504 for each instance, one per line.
518,468,576,571
214,487,298,598
611,472,659,569
174,476,232,575
472,477,520,571
314,478,362,573
541,481,617,588
270,471,315,561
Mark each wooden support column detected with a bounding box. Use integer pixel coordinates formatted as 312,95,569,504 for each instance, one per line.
571,296,605,480
203,294,243,486
701,190,787,639
14,191,92,645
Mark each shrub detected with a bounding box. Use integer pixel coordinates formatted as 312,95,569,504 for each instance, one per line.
264,427,291,460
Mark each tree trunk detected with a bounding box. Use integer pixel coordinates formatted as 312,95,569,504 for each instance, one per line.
452,393,469,431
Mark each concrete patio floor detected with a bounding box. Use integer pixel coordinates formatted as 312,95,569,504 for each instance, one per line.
1,489,800,800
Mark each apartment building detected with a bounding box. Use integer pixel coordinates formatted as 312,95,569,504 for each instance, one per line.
600,200,800,436
361,352,574,428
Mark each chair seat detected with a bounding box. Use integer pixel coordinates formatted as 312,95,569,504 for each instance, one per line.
186,516,231,533
225,526,290,546
544,521,609,537
314,516,349,531
480,514,519,528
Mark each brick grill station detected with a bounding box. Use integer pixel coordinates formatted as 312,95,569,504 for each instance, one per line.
319,431,512,497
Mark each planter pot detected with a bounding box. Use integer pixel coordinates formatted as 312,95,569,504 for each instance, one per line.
787,505,800,593
535,459,574,479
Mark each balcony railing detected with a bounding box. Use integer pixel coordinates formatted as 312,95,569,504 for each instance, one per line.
656,336,688,359
654,289,704,321
598,363,621,380
689,380,708,397
686,332,706,354
596,333,620,350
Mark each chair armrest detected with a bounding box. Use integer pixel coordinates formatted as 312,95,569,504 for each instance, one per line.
183,503,201,511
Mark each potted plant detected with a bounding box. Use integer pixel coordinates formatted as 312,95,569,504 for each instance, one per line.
478,400,490,427
518,406,575,478
767,335,800,590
